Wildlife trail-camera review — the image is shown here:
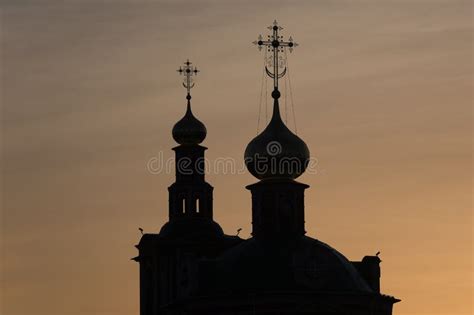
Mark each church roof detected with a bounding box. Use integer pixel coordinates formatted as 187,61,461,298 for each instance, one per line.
200,236,372,294
158,217,224,240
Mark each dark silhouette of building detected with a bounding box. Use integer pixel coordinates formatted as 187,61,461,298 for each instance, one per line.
134,23,400,314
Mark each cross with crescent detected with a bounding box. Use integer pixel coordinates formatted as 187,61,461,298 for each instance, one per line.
177,59,199,99
253,20,298,97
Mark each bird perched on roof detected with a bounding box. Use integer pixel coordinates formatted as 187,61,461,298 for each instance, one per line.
139,227,144,235
236,228,242,236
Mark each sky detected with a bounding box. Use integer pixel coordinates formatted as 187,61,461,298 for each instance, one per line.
1,1,472,314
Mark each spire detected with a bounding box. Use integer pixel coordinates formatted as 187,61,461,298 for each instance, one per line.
172,60,207,145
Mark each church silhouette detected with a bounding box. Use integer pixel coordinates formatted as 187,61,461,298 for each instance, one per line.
133,21,400,315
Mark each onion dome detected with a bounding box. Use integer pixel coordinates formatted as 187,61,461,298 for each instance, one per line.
172,98,207,145
245,94,309,180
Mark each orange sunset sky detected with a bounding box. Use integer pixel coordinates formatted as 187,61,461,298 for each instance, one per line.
1,1,472,315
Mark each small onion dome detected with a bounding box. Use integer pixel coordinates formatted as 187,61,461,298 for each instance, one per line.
172,99,207,145
244,98,310,180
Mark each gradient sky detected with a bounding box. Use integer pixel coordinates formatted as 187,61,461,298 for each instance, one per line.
1,1,472,315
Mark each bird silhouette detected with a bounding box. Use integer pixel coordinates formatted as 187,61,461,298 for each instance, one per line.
236,228,242,236
139,227,144,235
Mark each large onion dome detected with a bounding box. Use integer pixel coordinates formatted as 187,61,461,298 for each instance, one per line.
244,96,309,180
172,98,207,145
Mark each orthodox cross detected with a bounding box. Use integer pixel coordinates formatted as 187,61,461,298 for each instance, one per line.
177,59,199,100
253,20,298,97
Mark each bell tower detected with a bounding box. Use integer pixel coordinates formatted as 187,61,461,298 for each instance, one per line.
168,60,213,221
245,21,310,240
135,60,239,315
